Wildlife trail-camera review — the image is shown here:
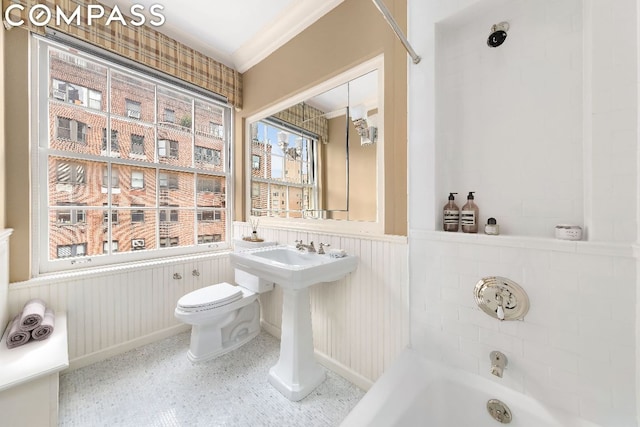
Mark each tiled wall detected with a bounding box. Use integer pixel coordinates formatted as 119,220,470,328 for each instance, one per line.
408,0,638,425
410,232,636,426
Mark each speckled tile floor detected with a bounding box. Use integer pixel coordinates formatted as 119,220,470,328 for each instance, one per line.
59,331,365,427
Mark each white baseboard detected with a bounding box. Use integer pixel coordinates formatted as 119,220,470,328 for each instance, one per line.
259,320,373,392
66,324,191,371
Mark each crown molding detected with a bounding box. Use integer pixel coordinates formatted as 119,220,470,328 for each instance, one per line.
232,0,345,73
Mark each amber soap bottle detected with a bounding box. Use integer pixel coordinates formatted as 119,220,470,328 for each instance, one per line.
443,192,459,232
461,191,479,233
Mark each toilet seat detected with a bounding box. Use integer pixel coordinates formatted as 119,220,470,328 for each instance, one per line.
177,282,244,313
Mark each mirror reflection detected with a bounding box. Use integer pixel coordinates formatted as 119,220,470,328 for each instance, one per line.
249,69,379,222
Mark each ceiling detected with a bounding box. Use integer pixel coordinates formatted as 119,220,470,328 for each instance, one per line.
99,0,344,73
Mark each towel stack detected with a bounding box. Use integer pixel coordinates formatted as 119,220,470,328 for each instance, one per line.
5,298,56,349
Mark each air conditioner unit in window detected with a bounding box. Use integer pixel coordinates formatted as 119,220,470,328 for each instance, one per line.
132,239,145,249
127,110,141,119
53,89,66,101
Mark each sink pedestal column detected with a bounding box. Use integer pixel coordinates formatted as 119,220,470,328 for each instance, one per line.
268,286,325,401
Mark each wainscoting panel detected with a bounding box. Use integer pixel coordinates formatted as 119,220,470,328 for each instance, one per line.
8,253,233,368
234,223,410,385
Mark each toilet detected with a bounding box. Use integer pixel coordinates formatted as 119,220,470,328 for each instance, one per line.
175,240,276,362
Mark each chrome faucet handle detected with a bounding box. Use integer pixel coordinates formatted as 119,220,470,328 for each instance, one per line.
295,239,303,248
318,243,330,254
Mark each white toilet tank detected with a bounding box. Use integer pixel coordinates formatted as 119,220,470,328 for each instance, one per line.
233,239,277,293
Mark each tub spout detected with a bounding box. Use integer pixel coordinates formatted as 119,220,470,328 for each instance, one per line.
490,351,507,378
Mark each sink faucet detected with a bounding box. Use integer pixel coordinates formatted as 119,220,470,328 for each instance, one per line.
490,351,507,378
295,240,316,253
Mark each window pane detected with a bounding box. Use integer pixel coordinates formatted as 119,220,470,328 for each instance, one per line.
111,165,156,207
111,71,155,121
288,187,304,218
111,118,155,162
158,170,194,207
49,156,107,207
196,176,225,208
194,100,225,172
158,209,194,248
48,209,103,260
50,49,107,111
197,210,226,243
112,208,157,253
157,87,193,168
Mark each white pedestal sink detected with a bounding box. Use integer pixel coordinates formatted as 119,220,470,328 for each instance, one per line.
230,245,358,401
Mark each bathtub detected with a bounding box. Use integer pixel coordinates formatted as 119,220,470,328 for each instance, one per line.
341,349,601,427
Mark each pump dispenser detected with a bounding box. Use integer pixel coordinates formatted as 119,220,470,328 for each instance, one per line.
443,193,460,232
461,191,479,233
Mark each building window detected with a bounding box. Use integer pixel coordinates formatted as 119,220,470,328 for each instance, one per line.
103,204,119,224
125,99,141,119
131,171,144,189
131,134,145,155
56,203,86,224
159,237,179,247
197,177,221,193
56,161,86,185
56,117,87,143
37,40,232,273
103,240,119,254
159,205,179,222
198,234,222,244
158,139,178,158
131,205,145,223
102,129,119,152
195,146,221,165
163,108,175,123
209,122,224,138
197,210,221,222
252,155,261,170
57,243,87,258
102,167,119,188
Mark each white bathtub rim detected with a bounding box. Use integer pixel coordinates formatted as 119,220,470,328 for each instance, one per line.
340,348,602,427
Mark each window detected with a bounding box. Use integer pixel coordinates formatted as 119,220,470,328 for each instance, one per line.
159,173,179,189
131,205,145,222
103,240,119,254
102,167,119,188
131,171,144,189
160,205,179,222
57,243,86,258
252,155,261,170
56,161,86,185
163,108,175,123
209,122,224,138
56,117,87,143
37,41,232,273
125,99,141,119
197,210,221,222
195,146,221,165
102,129,119,152
198,234,222,243
56,203,86,224
197,177,221,193
158,139,178,158
159,237,179,247
131,134,144,155
104,204,119,224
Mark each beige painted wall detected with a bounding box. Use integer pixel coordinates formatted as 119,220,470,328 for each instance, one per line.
236,0,407,235
0,25,5,229
4,29,30,282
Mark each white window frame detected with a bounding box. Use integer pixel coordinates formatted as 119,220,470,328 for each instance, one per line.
32,36,233,275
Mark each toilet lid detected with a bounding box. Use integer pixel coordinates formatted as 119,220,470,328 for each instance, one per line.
177,282,243,310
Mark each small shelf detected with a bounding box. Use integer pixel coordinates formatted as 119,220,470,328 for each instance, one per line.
412,230,633,258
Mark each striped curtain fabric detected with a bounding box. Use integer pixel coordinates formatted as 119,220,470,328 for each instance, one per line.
272,103,330,144
3,0,243,108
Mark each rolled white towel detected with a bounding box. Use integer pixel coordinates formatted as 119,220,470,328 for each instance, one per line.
31,308,55,341
19,298,47,331
328,248,347,258
6,315,30,349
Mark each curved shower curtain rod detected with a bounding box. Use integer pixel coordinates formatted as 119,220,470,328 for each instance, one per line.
371,0,421,64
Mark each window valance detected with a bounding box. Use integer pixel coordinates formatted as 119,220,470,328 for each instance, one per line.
2,0,243,108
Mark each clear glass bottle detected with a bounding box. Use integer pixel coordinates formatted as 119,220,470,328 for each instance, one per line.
443,192,459,232
461,191,479,233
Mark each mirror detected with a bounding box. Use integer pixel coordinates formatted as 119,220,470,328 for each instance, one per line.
248,66,381,224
